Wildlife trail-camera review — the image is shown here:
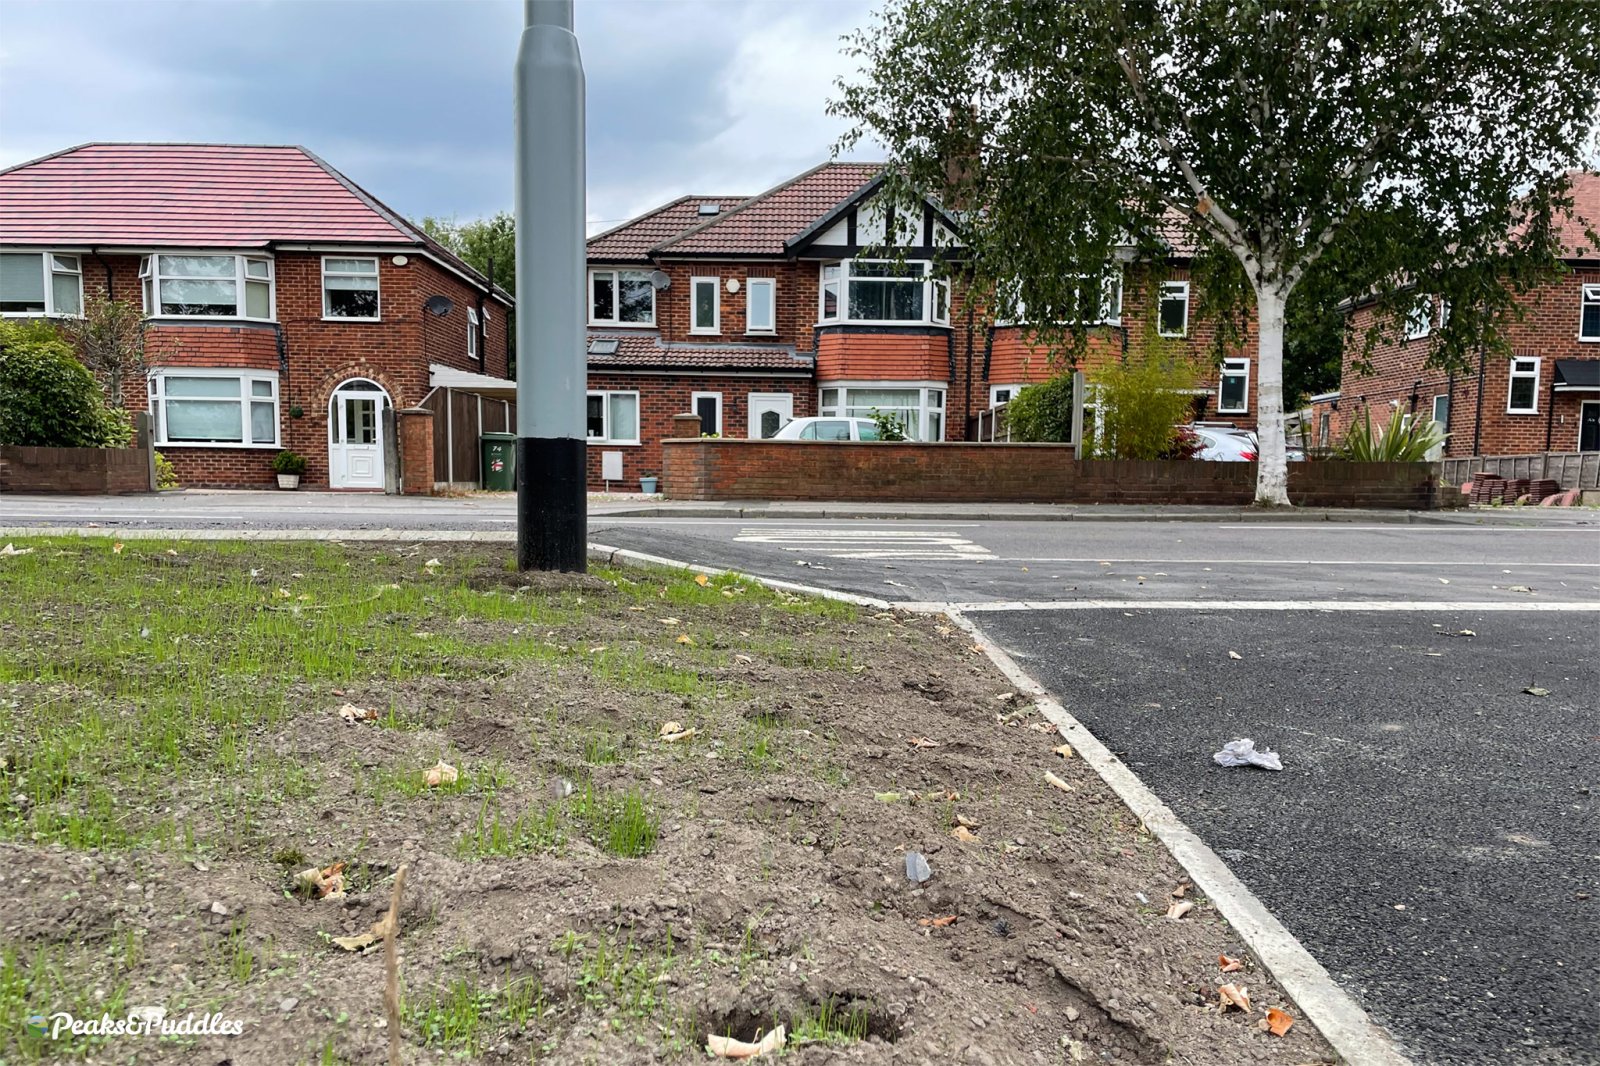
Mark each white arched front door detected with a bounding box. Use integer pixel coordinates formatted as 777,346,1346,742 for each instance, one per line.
328,378,391,489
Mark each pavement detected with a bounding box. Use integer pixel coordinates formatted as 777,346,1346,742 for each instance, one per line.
4,490,1598,1063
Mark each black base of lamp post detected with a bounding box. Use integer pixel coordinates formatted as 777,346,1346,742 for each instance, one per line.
516,436,587,571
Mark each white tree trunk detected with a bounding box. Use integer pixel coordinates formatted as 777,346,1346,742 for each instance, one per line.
1253,288,1291,506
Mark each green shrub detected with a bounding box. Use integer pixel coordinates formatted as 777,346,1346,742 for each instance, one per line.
271,450,308,475
1006,373,1077,442
867,408,908,441
1088,357,1200,459
1338,408,1446,462
0,320,131,448
154,451,180,490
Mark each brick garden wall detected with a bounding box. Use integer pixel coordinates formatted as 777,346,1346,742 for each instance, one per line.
661,439,1438,509
0,445,152,494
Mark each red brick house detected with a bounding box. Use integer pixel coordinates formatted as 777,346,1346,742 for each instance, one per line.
583,161,1260,488
0,143,512,490
1312,170,1600,458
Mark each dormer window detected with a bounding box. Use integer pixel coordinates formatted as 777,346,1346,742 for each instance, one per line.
817,259,950,326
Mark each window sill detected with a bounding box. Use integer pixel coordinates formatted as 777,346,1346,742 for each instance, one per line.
586,439,641,447
744,330,778,337
1157,331,1189,340
1,311,80,319
154,441,282,450
146,316,278,326
321,316,382,323
816,320,953,329
587,321,656,330
1505,409,1540,416
689,329,721,337
1578,335,1600,343
1216,408,1249,416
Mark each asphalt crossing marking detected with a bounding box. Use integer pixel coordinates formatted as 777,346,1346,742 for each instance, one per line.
733,527,993,561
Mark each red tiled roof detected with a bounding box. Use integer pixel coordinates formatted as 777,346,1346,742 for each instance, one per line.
653,162,882,256
0,143,414,247
586,331,813,373
588,195,748,261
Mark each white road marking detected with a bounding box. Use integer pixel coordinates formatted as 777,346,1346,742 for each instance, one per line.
995,557,1600,567
734,527,993,560
937,599,1600,613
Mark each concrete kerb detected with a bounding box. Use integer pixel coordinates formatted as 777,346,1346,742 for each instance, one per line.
945,611,1413,1066
593,503,1594,526
3,522,1411,1060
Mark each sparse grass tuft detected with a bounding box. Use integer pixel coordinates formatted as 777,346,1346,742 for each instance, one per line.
456,799,565,858
568,785,659,857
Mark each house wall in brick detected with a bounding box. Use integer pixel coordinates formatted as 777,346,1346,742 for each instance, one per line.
1331,269,1600,457
661,439,1436,509
77,251,509,489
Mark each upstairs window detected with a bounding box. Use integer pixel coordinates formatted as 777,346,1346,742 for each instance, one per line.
1217,357,1250,413
0,252,82,316
1507,357,1540,414
141,254,273,320
1157,282,1189,337
322,257,380,319
467,307,480,361
818,260,950,326
691,276,720,333
746,277,776,333
1582,283,1600,341
1404,297,1448,341
998,273,1122,326
589,269,654,326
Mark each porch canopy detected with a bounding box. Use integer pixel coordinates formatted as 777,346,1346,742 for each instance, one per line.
429,363,516,401
1553,359,1600,391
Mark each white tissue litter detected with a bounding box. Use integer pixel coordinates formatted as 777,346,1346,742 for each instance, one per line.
1212,738,1283,771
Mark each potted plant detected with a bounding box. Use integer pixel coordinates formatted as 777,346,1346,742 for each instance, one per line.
638,472,659,494
272,449,307,489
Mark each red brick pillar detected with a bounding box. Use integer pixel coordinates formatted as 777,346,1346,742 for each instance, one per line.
398,408,435,495
662,413,705,499
671,412,703,438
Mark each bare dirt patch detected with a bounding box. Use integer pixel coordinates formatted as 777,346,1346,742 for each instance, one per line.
0,539,1333,1064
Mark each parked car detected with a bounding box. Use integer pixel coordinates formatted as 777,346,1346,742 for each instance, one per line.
1185,425,1258,462
771,417,884,441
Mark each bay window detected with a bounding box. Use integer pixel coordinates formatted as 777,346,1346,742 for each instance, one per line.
322,257,380,319
589,269,654,326
0,252,82,316
819,383,946,441
149,370,279,446
1217,358,1250,413
586,390,640,443
746,277,776,333
141,254,273,320
818,260,950,326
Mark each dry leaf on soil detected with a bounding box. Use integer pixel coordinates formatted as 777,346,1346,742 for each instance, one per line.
1524,687,1550,697
675,634,696,646
1264,1007,1294,1036
918,915,958,928
1053,743,1074,759
112,543,124,554
657,617,680,625
422,760,458,787
337,702,377,724
1218,984,1251,1013
1029,721,1059,735
954,813,978,829
1165,900,1194,921
907,736,941,748
706,1025,786,1059
950,826,979,844
1171,881,1191,899
1036,768,1075,793
659,721,697,743
331,909,397,953
1227,650,1243,660
1219,954,1242,973
694,573,710,586
0,543,34,557
295,862,347,900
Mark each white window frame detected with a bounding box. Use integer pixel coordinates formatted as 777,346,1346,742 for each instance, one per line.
989,384,1022,407
588,268,655,327
1157,281,1190,338
1506,357,1540,414
585,389,641,445
1431,393,1450,428
690,391,723,435
147,367,280,448
141,253,275,321
816,259,950,327
467,307,480,361
1580,283,1600,342
0,251,83,317
745,277,776,334
1217,357,1250,414
1404,300,1434,340
690,276,720,334
320,256,381,321
818,380,947,441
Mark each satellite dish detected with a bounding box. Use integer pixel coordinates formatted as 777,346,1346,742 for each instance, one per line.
650,270,671,290
424,295,454,317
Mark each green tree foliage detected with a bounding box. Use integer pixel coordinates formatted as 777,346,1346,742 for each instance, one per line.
1087,357,1200,460
867,408,909,441
833,0,1600,504
419,213,515,296
1005,373,1077,442
0,320,132,448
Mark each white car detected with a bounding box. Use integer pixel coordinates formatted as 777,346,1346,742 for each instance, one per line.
1185,425,1258,462
771,416,885,441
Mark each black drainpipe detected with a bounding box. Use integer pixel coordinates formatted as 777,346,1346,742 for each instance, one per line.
1472,347,1486,456
91,248,114,299
963,304,974,437
1544,371,1557,451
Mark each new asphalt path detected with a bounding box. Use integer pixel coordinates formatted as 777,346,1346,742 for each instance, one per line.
3,491,1597,1062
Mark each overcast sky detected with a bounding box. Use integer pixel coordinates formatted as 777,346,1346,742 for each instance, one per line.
0,0,881,231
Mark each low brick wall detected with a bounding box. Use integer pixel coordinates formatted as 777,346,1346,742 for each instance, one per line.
661,440,1438,509
0,444,154,495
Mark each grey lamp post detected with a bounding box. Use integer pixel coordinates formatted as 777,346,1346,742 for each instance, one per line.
514,0,587,570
